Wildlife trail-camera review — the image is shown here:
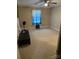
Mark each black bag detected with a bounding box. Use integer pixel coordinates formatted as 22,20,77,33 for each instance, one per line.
17,29,31,48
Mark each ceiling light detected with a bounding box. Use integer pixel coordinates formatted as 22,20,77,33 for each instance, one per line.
44,3,48,7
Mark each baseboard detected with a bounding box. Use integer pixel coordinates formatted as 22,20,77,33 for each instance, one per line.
51,27,59,32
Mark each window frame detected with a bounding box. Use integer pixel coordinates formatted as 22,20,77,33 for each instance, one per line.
32,10,42,25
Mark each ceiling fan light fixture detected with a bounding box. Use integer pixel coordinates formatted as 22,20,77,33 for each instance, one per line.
44,3,48,7
47,1,50,3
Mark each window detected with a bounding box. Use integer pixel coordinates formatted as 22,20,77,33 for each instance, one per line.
32,10,41,25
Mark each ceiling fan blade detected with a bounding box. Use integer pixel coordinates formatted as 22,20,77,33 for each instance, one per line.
47,1,57,8
33,0,44,5
32,0,51,7
51,2,57,4
32,1,45,7
37,2,45,6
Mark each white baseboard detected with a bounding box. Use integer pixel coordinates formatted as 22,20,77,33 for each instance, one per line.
51,27,59,32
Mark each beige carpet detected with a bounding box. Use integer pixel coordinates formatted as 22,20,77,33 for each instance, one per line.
19,29,59,59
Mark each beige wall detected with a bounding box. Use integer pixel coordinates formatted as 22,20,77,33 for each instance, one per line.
17,6,51,29
50,6,61,32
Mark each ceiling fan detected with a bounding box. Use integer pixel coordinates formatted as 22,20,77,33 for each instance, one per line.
33,0,57,7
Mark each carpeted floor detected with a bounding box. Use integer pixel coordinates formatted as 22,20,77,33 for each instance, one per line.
19,29,59,59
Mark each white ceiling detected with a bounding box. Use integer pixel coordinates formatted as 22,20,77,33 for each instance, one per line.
17,0,61,8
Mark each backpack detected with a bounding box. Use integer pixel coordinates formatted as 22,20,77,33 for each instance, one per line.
17,29,31,48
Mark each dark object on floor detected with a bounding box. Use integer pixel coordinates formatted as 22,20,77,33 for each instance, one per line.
17,29,31,48
36,24,40,29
